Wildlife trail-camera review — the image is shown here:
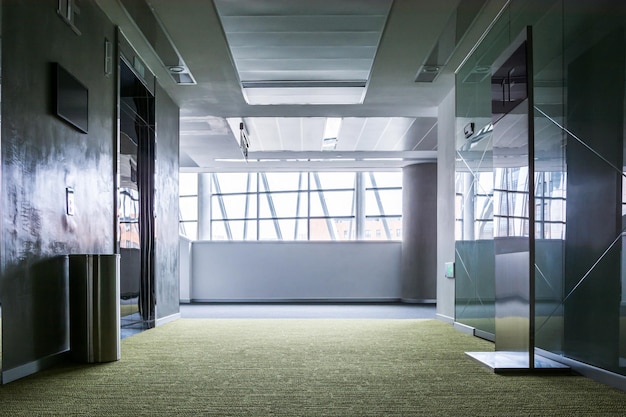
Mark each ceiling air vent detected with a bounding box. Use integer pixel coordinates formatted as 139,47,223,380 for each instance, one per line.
119,0,196,85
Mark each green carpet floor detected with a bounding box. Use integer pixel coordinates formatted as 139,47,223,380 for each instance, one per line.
1,319,625,416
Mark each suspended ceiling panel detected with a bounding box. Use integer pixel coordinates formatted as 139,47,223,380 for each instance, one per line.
214,0,393,105
226,117,438,153
97,0,503,171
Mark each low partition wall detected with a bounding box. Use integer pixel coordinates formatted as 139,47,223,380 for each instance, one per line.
187,241,402,302
179,237,193,303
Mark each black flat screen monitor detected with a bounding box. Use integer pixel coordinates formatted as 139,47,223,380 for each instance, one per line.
55,63,88,133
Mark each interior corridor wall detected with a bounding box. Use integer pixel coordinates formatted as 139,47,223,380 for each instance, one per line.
0,0,116,380
436,88,456,322
154,83,180,323
454,0,626,385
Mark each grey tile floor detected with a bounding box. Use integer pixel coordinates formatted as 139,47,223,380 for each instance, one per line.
121,303,436,339
179,303,436,319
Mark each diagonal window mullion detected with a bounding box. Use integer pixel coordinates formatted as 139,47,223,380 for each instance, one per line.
260,172,283,240
369,172,392,239
211,173,232,240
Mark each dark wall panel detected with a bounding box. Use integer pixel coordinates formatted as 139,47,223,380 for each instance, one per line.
563,27,624,370
1,0,116,373
154,84,180,320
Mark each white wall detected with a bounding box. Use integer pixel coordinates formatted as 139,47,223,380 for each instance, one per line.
436,87,457,322
179,236,193,303
190,241,402,302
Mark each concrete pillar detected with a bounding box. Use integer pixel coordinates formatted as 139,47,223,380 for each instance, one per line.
197,173,212,240
401,162,437,302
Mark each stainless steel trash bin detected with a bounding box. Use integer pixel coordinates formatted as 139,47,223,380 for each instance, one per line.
69,254,120,363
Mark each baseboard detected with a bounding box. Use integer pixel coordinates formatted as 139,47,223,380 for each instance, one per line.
156,312,181,326
179,298,191,304
401,298,436,304
2,350,69,384
453,321,475,336
436,313,454,324
474,329,495,342
536,348,626,392
190,298,404,304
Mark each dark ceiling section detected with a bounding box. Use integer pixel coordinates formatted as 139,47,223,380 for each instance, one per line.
119,0,195,84
415,0,488,82
96,0,502,171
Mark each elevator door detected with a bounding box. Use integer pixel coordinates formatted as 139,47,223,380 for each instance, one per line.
118,59,156,329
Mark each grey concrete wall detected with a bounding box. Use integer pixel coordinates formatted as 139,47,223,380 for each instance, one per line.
154,83,180,321
1,0,116,379
436,88,456,322
191,241,402,301
401,163,437,302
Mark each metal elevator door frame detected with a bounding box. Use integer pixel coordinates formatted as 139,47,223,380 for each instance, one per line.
118,55,156,328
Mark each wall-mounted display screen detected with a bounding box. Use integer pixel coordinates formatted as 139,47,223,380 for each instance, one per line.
55,63,88,133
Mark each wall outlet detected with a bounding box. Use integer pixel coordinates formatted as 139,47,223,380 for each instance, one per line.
444,262,455,278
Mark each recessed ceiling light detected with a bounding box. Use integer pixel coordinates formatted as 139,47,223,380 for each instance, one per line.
168,66,185,73
423,66,440,73
214,158,247,162
322,138,338,151
362,158,404,161
242,85,366,105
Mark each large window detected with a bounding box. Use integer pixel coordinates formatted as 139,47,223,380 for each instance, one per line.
179,173,198,239
179,171,402,241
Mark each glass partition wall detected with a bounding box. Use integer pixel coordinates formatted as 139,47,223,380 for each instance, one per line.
456,0,626,378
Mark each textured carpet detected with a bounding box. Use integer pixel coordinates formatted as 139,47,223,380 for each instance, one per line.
1,319,625,416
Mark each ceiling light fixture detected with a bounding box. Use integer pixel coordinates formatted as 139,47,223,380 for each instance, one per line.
241,81,366,105
321,138,337,151
239,122,250,161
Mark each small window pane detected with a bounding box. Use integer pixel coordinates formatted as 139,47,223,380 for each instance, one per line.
179,222,197,240
263,218,307,240
179,196,198,221
179,173,198,196
262,172,304,191
333,219,355,241
311,172,355,189
221,194,256,219
475,220,493,240
309,218,332,240
476,172,493,194
213,173,256,193
259,192,307,218
310,191,354,217
211,221,229,240
259,220,280,240
226,220,257,240
365,172,402,188
363,218,388,240
365,189,402,216
474,195,492,220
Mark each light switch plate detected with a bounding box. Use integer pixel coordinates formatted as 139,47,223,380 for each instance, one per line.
66,187,75,216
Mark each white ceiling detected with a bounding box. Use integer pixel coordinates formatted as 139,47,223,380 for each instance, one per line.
96,0,508,172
